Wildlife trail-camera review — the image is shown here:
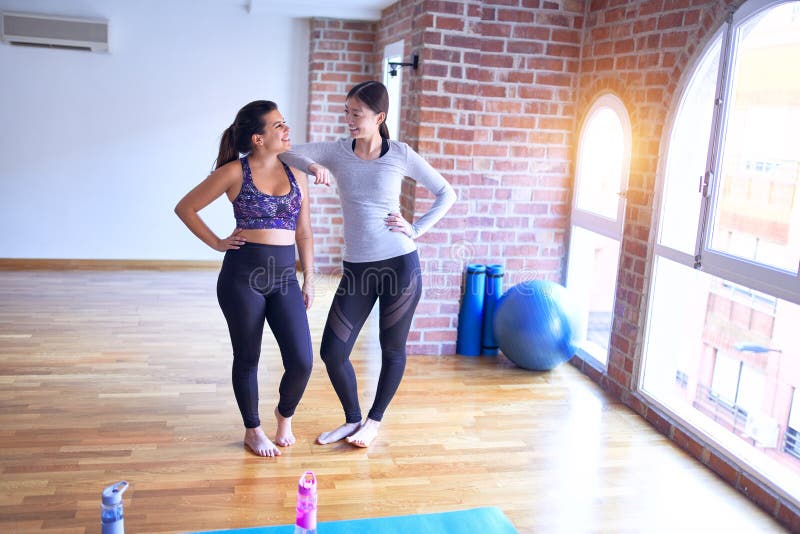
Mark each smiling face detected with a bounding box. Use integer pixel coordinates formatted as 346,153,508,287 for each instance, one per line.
253,109,290,153
344,97,385,140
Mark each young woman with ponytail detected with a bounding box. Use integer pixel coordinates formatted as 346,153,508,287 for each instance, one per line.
283,81,457,448
174,100,328,457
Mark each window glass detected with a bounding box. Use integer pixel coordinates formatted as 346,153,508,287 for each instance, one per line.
658,39,721,254
575,107,625,220
566,226,621,365
709,4,800,273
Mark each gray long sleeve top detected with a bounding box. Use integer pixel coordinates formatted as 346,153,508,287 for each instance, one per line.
282,139,456,263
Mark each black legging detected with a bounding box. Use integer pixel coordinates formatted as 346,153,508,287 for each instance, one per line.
217,243,313,428
321,250,422,423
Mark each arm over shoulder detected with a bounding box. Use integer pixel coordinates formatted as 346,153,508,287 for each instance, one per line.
278,141,339,172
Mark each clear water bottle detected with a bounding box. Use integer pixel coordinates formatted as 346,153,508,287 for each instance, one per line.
294,471,317,534
101,481,129,534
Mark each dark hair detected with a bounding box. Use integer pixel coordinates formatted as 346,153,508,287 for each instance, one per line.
215,100,278,169
347,81,390,140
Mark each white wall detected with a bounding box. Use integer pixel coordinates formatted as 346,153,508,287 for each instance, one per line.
0,0,310,260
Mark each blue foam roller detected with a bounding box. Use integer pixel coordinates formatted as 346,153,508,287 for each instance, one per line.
456,264,486,356
481,264,504,355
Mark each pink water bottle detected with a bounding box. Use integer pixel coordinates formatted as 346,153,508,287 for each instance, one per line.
294,471,317,534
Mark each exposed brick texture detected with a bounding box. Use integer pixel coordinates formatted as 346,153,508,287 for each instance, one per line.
375,0,584,355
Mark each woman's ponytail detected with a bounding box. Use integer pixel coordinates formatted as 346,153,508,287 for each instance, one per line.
213,100,278,170
378,121,390,140
215,124,238,170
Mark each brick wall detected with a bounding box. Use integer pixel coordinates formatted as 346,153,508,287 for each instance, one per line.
371,0,585,354
472,0,583,279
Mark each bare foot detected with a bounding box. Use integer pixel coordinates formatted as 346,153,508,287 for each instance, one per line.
244,426,281,457
274,407,295,447
316,422,361,444
346,418,380,448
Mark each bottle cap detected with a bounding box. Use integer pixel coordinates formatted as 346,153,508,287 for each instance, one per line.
297,471,316,496
466,264,486,274
102,481,129,505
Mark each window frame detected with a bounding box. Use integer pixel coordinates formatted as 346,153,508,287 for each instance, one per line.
566,93,631,368
695,0,800,304
571,93,631,239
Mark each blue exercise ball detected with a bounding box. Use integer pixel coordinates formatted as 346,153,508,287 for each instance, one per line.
493,280,583,371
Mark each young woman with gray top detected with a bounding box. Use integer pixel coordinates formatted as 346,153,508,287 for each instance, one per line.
283,81,456,447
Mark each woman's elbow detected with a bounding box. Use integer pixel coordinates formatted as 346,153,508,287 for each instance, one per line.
174,200,193,221
296,226,313,244
444,186,457,208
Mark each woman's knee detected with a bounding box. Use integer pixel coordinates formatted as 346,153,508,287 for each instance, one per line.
232,350,260,371
320,336,349,367
379,344,407,365
379,330,409,357
290,350,314,378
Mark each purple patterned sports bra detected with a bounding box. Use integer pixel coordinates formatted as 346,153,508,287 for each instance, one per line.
233,157,302,231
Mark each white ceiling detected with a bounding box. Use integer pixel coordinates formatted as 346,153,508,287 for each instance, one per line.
247,0,399,21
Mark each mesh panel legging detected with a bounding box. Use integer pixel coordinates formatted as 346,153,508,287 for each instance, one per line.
217,243,313,429
321,250,422,423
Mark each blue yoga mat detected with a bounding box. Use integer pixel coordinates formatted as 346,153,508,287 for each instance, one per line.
456,264,487,356
195,506,518,534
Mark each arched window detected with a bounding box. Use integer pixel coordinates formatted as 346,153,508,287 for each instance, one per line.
566,93,631,368
642,0,800,501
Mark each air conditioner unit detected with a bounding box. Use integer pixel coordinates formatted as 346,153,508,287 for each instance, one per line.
744,412,780,448
1,12,108,52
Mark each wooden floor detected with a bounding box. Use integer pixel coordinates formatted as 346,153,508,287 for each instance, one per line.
0,269,785,533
